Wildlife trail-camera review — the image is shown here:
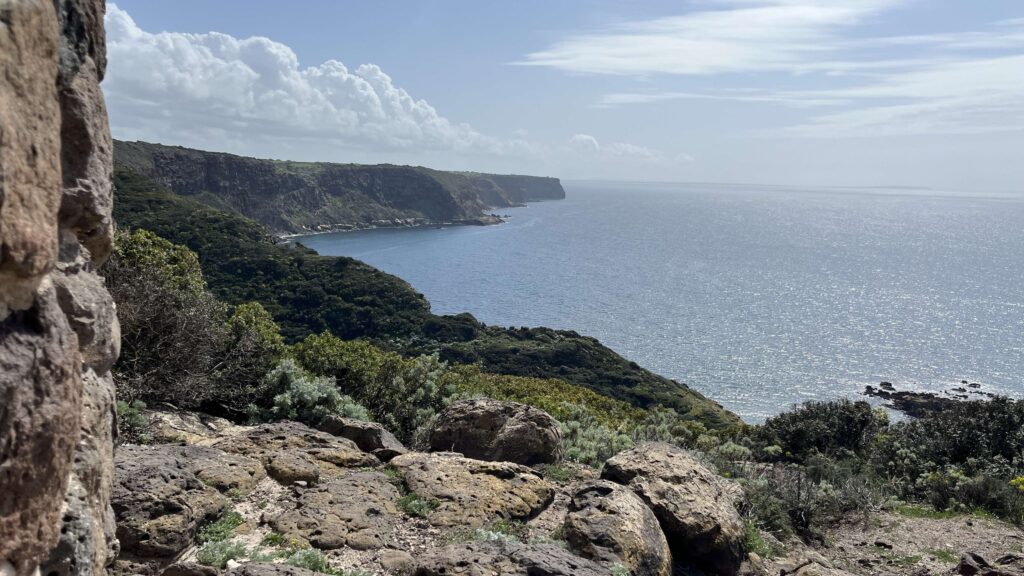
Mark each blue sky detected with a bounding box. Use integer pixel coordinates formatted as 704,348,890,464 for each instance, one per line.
106,1,1024,191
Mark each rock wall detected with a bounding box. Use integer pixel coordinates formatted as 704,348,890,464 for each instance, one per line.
0,1,118,575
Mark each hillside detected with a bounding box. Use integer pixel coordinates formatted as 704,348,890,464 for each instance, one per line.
113,140,565,235
111,168,738,428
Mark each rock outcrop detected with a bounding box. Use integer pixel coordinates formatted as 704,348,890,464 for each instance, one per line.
413,541,612,576
0,1,118,575
563,480,672,576
389,452,554,527
268,471,401,550
428,398,562,465
316,415,408,461
210,422,379,484
602,443,746,575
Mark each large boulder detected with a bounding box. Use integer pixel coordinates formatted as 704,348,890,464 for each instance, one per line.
317,415,408,461
413,541,611,576
226,564,321,576
112,445,233,560
210,421,378,484
602,443,745,575
564,480,672,576
428,398,561,465
389,452,554,527
268,471,401,550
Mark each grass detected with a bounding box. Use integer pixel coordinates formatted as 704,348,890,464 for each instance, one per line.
743,519,785,559
196,540,247,568
928,548,958,563
537,463,579,483
397,493,439,518
197,510,244,543
284,549,372,576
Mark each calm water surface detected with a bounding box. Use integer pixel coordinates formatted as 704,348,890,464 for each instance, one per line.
298,182,1024,421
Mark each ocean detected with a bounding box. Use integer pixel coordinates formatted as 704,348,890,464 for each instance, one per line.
296,181,1024,422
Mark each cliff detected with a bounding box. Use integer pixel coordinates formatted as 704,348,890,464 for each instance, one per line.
112,140,565,235
1,1,119,574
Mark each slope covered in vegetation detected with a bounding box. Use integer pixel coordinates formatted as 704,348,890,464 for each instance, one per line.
111,168,739,428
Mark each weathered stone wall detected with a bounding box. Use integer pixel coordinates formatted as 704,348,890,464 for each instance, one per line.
0,1,118,575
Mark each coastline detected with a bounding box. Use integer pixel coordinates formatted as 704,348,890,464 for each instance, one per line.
276,213,509,241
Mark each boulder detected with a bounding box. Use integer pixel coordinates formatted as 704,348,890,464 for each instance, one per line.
112,445,234,559
211,421,378,481
389,452,554,527
226,564,321,576
268,471,401,550
413,541,611,576
428,398,561,465
563,480,672,576
146,409,236,445
602,443,745,575
317,415,408,461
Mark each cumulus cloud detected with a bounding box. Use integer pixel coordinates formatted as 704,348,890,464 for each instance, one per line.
566,134,690,165
103,4,505,154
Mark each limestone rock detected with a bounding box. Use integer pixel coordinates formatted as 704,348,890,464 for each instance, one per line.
269,471,401,550
428,398,561,465
602,442,746,575
317,415,408,461
413,541,611,576
146,409,237,445
390,452,553,527
211,422,378,482
563,480,672,576
112,445,230,559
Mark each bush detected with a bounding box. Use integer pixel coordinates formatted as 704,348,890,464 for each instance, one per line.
255,359,370,425
213,302,287,414
197,510,244,543
105,229,228,409
559,404,634,467
196,540,247,568
760,400,885,462
292,332,456,443
285,549,333,573
116,400,151,445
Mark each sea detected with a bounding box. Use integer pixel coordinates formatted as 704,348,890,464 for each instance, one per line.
296,181,1024,422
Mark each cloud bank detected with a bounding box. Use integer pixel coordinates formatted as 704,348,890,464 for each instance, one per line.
104,4,503,155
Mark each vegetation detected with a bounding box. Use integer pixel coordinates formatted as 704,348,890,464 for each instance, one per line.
197,510,244,543
196,540,247,568
397,493,440,518
115,400,151,445
254,359,370,426
111,167,738,429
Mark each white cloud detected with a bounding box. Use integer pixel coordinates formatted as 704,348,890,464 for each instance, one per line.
517,0,909,76
104,4,507,154
565,134,690,165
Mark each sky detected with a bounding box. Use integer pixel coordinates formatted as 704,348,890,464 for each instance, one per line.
105,1,1024,192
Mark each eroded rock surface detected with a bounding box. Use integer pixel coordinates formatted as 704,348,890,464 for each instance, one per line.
564,480,672,576
428,398,561,465
1,1,118,574
317,415,408,461
112,445,232,560
602,443,746,575
268,471,401,550
390,452,554,527
211,421,379,483
413,541,611,576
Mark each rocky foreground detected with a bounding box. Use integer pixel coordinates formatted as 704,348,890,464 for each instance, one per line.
112,400,1024,576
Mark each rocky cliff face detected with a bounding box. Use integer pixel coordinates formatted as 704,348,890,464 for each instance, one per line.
0,1,119,575
113,140,565,234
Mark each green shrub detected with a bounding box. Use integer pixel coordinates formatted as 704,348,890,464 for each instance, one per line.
196,540,247,568
292,332,455,443
116,400,151,445
559,404,634,467
213,302,287,414
255,359,370,425
197,510,244,543
760,400,885,462
397,493,440,517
